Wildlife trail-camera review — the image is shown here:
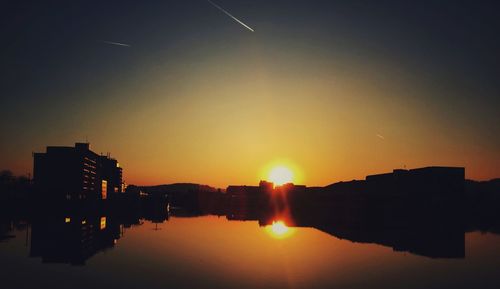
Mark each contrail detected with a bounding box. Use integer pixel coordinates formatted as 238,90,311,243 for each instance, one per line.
102,40,131,47
207,0,254,32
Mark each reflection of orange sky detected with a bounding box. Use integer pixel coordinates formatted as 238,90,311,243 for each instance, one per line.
117,217,500,288
121,216,401,287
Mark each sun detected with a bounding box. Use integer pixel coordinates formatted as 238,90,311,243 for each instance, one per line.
268,166,294,186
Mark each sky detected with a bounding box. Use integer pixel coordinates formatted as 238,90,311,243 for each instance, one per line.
1,0,499,187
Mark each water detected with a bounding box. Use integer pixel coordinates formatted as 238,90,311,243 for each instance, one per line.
1,213,500,289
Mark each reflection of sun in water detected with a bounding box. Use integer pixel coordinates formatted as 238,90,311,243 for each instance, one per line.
271,221,289,235
265,220,295,239
268,166,294,186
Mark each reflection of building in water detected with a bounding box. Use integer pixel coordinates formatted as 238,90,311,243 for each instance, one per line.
223,167,466,259
229,206,466,259
224,194,467,259
226,181,274,220
0,220,15,242
142,199,169,224
292,219,465,259
33,142,123,200
29,214,122,265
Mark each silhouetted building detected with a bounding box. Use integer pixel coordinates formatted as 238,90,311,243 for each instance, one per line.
366,166,465,198
226,185,261,196
259,180,274,194
99,155,123,198
226,181,278,203
276,183,306,193
33,143,123,200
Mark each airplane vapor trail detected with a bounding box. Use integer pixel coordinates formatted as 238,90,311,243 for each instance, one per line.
207,0,254,32
102,40,131,47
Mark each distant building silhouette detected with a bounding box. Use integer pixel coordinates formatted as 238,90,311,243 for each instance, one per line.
33,143,123,200
366,166,465,198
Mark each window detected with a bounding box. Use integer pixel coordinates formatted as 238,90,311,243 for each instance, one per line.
101,180,107,199
100,217,106,230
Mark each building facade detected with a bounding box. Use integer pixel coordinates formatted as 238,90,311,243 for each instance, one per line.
33,143,123,200
365,166,465,198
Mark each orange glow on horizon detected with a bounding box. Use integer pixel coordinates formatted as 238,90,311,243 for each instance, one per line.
4,40,498,188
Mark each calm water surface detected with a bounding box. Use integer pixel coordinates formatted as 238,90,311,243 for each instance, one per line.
1,215,500,289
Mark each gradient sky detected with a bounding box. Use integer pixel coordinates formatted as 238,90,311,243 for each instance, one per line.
1,0,499,187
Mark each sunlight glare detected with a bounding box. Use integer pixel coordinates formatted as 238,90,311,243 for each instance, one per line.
265,220,295,239
268,166,294,185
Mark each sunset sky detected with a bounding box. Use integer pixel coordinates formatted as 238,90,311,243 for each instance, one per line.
1,0,499,187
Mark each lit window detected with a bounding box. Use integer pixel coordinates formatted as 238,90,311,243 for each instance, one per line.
101,180,107,199
100,217,106,230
